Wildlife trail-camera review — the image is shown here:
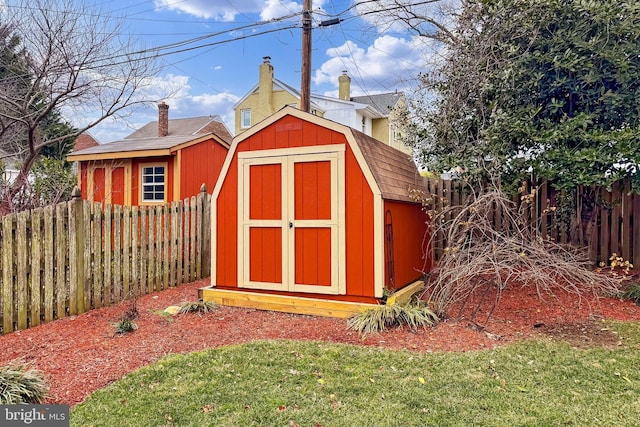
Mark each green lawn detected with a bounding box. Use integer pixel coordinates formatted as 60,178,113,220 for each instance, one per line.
71,321,640,427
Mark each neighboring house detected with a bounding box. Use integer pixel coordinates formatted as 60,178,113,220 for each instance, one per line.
67,103,232,206
74,132,100,152
70,132,100,174
233,56,411,154
0,149,21,184
204,106,429,316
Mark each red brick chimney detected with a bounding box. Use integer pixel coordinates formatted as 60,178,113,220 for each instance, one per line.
158,102,169,137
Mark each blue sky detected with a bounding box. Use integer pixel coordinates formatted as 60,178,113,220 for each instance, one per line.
72,1,444,142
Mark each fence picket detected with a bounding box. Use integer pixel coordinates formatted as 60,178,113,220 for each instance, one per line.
104,205,112,306
93,202,103,309
2,215,14,333
123,205,131,298
16,212,28,330
114,205,122,301
55,203,66,320
43,206,54,323
31,209,42,327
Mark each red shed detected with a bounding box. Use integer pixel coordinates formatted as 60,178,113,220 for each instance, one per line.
67,103,231,206
202,107,430,317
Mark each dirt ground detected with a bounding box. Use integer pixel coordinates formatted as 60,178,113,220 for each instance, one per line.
1,278,639,406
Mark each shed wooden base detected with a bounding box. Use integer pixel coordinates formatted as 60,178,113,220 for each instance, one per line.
198,287,379,318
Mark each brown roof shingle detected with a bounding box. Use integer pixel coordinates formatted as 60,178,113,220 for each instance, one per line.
350,129,425,203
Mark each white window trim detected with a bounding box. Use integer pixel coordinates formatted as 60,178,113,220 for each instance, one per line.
240,109,251,129
139,162,168,205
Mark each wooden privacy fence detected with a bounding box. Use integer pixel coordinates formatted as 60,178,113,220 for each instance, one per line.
424,178,640,267
0,187,211,335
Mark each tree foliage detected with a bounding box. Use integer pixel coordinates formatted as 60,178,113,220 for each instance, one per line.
0,0,160,213
414,0,640,194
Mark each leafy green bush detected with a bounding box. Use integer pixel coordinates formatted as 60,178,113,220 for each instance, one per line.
0,364,48,404
347,303,438,335
178,300,217,314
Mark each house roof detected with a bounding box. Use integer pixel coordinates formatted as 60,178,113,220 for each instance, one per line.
233,78,325,112
126,116,232,144
72,133,100,152
351,92,404,116
350,128,423,203
67,116,232,162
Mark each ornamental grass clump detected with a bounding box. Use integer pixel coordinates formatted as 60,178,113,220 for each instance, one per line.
113,317,137,334
347,303,438,335
0,363,48,404
178,300,218,314
622,283,640,305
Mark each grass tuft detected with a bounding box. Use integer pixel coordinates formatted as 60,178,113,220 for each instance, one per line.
347,303,438,335
113,317,137,334
0,363,48,404
621,283,640,305
178,300,218,314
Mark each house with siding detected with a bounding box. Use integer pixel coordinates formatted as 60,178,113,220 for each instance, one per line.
233,56,411,154
67,103,231,205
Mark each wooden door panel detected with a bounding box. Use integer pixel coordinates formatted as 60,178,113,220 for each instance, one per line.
294,228,332,287
294,161,331,220
249,227,282,284
250,163,281,220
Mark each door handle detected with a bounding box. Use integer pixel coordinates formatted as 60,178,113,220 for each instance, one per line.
289,221,293,229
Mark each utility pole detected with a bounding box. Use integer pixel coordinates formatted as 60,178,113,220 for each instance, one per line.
300,0,312,113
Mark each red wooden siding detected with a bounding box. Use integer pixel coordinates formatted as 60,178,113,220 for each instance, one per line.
179,139,227,198
215,155,239,287
344,145,375,297
111,167,125,205
93,168,106,203
383,200,429,290
80,163,89,199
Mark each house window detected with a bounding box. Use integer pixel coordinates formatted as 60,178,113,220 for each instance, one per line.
241,109,251,128
141,164,166,203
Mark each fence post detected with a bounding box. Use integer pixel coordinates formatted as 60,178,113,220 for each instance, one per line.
196,183,207,279
68,187,85,314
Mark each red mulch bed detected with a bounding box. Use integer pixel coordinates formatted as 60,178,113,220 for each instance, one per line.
1,278,639,407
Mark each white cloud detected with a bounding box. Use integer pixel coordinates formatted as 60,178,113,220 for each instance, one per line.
154,0,264,21
260,0,302,21
314,35,438,94
153,0,330,22
69,74,240,142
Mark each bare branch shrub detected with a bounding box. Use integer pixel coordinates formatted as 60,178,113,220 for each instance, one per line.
421,188,622,323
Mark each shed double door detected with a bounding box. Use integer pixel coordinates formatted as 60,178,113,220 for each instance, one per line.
238,147,345,295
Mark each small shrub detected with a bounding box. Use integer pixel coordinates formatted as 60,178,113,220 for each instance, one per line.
178,300,218,314
347,303,438,335
0,364,48,404
622,283,640,305
114,318,137,335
